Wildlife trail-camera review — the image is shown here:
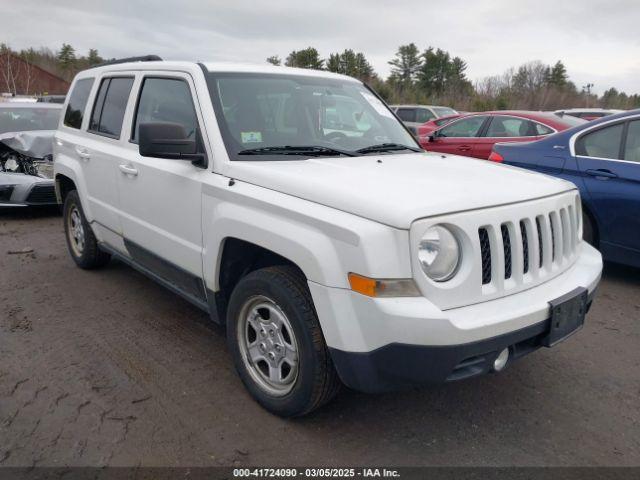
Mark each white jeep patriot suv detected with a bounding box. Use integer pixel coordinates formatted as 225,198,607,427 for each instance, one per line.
54,57,602,417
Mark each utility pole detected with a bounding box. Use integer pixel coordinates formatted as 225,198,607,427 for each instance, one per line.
582,83,594,107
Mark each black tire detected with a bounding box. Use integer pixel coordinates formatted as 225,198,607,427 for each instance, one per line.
582,210,596,246
227,266,341,417
63,190,110,269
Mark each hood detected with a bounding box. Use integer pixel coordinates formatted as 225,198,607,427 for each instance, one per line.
0,130,55,159
227,152,576,229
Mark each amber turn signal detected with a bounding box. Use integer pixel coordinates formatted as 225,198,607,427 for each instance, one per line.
348,273,421,298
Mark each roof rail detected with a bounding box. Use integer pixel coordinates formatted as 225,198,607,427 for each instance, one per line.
92,55,163,68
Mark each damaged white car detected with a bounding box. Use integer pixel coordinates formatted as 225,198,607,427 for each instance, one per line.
0,103,61,207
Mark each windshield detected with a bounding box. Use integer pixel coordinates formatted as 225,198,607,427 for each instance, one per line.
207,72,418,160
432,107,458,117
0,107,61,134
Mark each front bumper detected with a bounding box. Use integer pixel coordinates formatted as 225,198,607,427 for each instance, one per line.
308,243,602,393
329,289,596,392
0,178,57,206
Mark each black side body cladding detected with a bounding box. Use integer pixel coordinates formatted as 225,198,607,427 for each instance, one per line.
123,239,207,302
98,240,221,324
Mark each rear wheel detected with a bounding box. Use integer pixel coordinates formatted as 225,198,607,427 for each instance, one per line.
227,266,340,417
63,190,110,269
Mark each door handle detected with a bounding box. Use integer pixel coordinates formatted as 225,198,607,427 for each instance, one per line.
75,146,91,160
586,169,618,179
118,164,138,176
458,145,472,151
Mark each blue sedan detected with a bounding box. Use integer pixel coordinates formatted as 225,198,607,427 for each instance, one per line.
492,109,640,268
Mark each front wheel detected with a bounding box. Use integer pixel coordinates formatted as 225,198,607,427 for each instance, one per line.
63,190,110,269
226,266,340,417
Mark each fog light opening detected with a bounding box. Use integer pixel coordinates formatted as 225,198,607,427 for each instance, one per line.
493,348,510,372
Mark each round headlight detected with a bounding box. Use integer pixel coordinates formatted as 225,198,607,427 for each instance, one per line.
418,225,461,282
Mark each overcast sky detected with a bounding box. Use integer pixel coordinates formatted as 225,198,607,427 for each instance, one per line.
4,0,639,95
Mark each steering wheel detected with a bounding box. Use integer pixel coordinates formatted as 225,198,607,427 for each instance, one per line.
324,131,349,144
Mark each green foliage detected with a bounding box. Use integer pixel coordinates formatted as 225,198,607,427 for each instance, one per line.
416,47,473,103
548,61,568,87
269,44,636,111
325,49,374,81
57,43,76,71
285,47,324,69
388,43,422,86
87,49,102,66
266,55,281,66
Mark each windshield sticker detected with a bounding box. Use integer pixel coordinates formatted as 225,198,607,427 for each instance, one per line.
360,91,394,119
241,131,263,143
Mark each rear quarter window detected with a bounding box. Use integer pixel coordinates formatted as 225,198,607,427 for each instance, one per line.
63,78,94,129
534,122,554,135
576,123,624,159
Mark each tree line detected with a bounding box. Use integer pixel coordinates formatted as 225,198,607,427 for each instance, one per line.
1,42,638,111
268,44,640,111
0,43,104,95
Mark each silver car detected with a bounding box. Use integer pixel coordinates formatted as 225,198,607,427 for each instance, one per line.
0,103,61,207
389,104,458,135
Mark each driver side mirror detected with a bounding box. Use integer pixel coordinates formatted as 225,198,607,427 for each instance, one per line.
139,122,206,166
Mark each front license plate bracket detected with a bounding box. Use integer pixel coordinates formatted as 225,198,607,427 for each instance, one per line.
542,287,588,347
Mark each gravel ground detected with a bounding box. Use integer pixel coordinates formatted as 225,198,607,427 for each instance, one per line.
0,208,639,467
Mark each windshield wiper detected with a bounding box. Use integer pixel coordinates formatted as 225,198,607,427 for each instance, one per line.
356,143,422,154
238,145,356,157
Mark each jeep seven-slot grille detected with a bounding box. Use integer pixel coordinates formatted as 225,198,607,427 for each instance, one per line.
479,228,492,285
520,221,529,274
536,217,544,267
478,205,579,288
501,224,512,280
550,216,556,261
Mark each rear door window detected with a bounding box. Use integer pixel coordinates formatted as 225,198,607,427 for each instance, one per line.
89,77,134,138
576,123,624,159
63,78,94,129
485,116,535,137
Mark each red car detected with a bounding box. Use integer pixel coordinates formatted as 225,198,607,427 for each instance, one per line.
421,111,585,159
416,114,463,140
